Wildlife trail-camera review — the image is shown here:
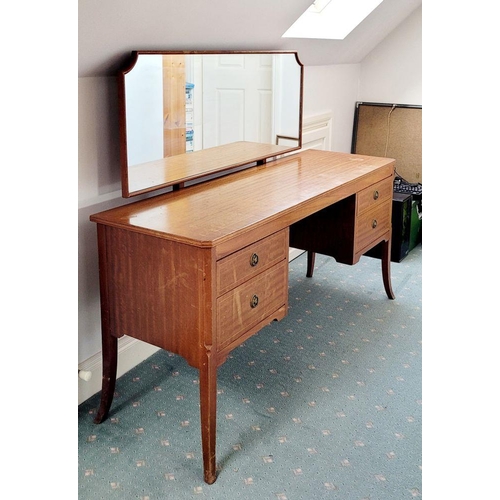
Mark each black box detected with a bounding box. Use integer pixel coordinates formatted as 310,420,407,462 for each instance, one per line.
366,192,412,263
409,197,422,251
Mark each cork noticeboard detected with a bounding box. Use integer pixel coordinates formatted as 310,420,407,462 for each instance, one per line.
351,102,422,184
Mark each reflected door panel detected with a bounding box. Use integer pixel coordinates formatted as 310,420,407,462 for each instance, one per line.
202,54,273,148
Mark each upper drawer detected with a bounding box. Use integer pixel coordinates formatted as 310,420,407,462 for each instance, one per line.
217,229,288,296
357,177,393,215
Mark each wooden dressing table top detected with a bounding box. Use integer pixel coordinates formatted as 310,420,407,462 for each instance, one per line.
91,149,395,250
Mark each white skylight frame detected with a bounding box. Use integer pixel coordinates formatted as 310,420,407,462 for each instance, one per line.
282,0,384,40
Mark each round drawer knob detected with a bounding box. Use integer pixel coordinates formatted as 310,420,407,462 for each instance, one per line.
250,294,259,308
372,219,378,229
373,190,379,200
250,253,259,267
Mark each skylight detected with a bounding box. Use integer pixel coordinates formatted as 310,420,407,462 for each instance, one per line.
282,0,384,40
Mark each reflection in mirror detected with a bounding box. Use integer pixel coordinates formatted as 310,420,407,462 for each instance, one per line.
119,51,303,197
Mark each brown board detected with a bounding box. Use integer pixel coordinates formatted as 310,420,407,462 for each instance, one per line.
351,102,422,184
163,55,187,158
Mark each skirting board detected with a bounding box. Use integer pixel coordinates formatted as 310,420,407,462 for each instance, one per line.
78,248,305,405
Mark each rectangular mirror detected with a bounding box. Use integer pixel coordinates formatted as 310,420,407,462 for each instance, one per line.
118,51,304,197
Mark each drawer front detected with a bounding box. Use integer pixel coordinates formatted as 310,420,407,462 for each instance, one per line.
217,260,288,349
355,200,392,254
357,177,393,215
217,230,288,296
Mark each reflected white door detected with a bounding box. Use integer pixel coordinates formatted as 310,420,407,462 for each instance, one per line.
202,54,274,148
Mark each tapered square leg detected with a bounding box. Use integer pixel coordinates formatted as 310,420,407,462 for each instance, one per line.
381,238,395,300
199,348,218,484
306,251,316,277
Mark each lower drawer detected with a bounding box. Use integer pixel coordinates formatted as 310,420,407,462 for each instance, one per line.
217,260,288,350
355,199,392,254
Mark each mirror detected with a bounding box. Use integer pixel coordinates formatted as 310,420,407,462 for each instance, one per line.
118,51,303,197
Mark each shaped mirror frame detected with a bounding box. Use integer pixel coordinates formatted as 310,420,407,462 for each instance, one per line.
118,51,304,197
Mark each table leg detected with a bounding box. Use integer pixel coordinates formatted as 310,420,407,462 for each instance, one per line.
381,239,395,300
199,347,218,484
93,333,118,424
306,251,315,278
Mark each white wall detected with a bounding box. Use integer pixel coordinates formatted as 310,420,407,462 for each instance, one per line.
303,64,361,152
358,6,422,105
300,6,422,154
78,77,121,363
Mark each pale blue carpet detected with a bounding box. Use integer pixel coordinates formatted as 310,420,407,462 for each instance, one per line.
79,245,422,499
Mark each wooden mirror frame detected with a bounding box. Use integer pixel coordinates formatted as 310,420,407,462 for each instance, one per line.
118,50,304,197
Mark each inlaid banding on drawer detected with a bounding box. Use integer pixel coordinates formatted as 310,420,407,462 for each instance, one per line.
217,260,288,350
357,177,393,215
355,199,392,254
217,230,288,296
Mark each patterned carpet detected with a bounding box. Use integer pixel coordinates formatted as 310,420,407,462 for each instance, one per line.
78,246,422,499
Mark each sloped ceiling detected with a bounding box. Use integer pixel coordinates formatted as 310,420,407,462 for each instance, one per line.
79,0,421,77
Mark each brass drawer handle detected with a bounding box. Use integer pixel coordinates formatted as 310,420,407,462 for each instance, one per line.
373,190,379,200
250,294,259,308
250,253,259,267
372,219,378,229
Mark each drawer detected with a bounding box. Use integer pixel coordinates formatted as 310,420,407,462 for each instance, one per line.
217,260,288,349
357,177,393,215
217,230,288,296
355,199,392,254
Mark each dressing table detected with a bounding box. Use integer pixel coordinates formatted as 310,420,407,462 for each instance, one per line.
90,51,395,484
